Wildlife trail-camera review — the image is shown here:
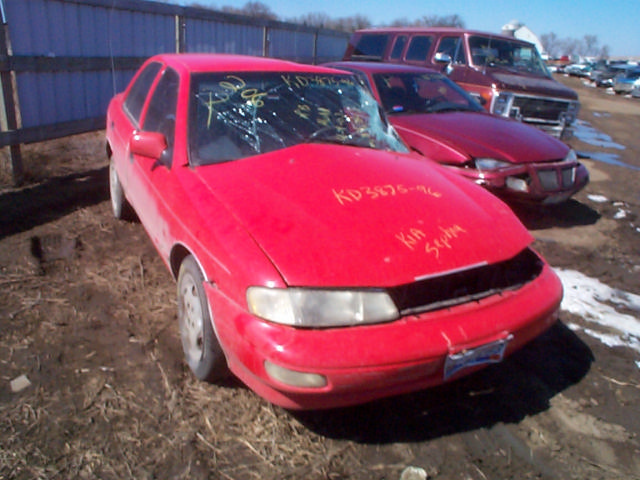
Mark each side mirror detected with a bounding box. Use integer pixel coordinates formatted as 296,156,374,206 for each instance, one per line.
129,131,167,160
434,52,452,64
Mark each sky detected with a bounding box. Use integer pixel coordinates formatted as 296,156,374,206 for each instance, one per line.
189,0,639,57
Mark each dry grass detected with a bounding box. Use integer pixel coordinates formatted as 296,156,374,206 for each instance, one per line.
0,132,375,479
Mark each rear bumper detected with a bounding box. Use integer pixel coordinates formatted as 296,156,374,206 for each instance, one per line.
204,263,562,410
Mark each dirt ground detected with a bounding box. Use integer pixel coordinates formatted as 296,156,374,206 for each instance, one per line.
1,75,639,480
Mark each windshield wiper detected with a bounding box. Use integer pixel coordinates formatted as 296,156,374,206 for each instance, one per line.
426,103,478,114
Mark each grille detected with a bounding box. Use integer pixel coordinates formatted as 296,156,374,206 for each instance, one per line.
512,96,571,123
538,166,576,191
388,248,543,315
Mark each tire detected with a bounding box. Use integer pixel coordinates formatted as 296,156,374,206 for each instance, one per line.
109,157,134,221
177,255,228,381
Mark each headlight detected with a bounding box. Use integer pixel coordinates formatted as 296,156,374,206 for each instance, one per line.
475,158,512,171
492,92,513,116
246,287,399,327
566,101,580,114
563,149,578,163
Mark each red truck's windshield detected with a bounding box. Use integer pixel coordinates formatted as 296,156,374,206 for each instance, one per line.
468,35,551,78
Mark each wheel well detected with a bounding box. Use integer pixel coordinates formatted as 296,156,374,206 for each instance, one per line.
169,244,192,280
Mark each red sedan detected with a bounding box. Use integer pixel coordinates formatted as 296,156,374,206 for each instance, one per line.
326,61,589,205
106,54,562,409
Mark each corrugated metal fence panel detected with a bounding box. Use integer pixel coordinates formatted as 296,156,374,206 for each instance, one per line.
184,17,264,55
268,28,315,63
15,70,127,128
4,0,176,128
106,7,176,57
0,0,349,148
316,33,350,64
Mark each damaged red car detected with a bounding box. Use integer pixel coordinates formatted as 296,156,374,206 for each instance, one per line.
326,61,589,204
106,54,562,410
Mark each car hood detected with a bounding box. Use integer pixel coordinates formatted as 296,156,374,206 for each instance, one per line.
193,144,533,287
490,71,579,100
390,112,569,164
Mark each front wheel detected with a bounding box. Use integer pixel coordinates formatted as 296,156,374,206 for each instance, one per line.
177,255,228,381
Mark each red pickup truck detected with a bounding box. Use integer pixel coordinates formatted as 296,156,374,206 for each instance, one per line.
343,27,580,139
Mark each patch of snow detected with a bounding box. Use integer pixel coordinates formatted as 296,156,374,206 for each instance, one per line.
556,269,640,363
587,194,608,203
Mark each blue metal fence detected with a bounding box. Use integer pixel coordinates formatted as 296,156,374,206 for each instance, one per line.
0,0,349,158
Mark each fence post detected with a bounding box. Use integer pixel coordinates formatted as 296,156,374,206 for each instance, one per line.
312,30,318,65
177,14,186,53
0,0,23,186
262,26,269,57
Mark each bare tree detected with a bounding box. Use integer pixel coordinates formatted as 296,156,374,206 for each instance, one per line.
290,13,372,32
388,14,464,28
541,31,610,60
583,35,599,56
331,15,372,32
418,14,465,28
540,32,560,58
293,12,333,28
221,1,278,20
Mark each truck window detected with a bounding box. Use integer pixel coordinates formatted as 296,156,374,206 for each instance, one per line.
390,36,407,60
468,35,549,77
405,36,433,62
436,36,465,64
353,34,388,59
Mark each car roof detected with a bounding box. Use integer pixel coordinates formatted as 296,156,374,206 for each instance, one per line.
326,61,439,75
353,27,533,45
148,53,346,75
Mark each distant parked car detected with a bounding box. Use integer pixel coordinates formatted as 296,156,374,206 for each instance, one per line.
631,78,640,98
565,63,592,77
613,68,640,94
106,53,563,410
325,61,589,205
589,62,631,88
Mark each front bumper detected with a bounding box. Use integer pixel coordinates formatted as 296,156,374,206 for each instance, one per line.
458,160,589,205
203,263,562,410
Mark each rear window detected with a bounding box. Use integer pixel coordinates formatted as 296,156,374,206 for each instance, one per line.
352,34,389,59
406,36,433,61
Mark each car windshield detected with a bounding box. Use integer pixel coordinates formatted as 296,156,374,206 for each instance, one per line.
468,35,550,77
189,72,407,165
372,71,484,115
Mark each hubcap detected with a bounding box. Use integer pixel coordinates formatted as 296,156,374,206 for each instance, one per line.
179,272,204,368
109,162,119,213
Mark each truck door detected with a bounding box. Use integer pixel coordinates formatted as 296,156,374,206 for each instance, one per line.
433,36,467,83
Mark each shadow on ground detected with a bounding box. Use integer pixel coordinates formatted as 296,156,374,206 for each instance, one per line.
510,199,601,231
0,167,108,239
294,321,593,443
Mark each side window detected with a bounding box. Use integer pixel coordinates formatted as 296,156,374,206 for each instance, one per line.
436,36,465,64
390,35,407,60
142,67,179,166
123,62,162,126
353,34,388,58
405,36,433,62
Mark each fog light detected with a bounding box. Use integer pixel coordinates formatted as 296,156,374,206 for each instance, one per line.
506,176,528,192
264,361,327,388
